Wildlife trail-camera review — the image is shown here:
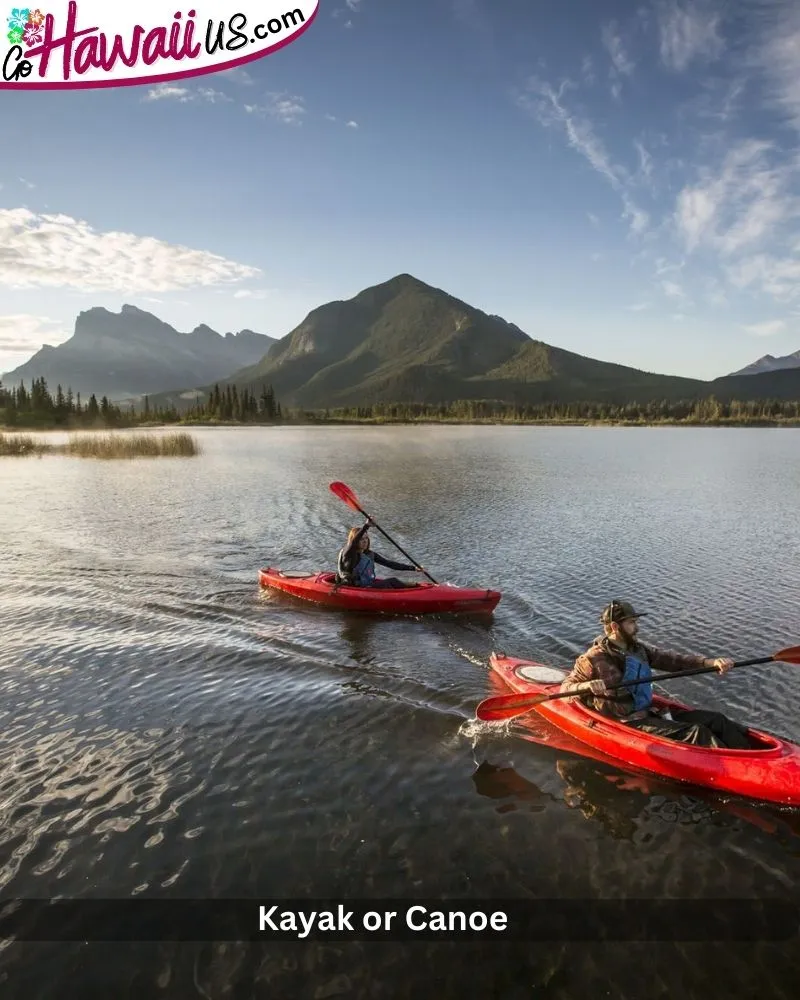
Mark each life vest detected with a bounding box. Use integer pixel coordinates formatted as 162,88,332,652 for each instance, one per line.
622,653,652,712
337,548,375,587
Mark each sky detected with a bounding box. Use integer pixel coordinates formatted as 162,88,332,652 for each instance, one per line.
1,0,799,381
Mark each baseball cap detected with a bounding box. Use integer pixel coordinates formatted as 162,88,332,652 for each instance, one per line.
600,600,648,625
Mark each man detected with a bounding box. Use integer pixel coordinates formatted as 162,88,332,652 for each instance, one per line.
560,600,752,749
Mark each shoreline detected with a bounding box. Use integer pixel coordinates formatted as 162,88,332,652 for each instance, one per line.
3,418,800,432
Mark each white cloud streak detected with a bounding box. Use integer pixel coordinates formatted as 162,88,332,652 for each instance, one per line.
657,0,725,72
145,84,232,104
0,314,70,359
602,22,635,76
516,78,649,236
756,3,800,131
675,139,799,256
743,319,787,336
245,92,306,125
0,208,259,294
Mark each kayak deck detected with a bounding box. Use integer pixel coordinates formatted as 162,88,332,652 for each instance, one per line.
489,652,800,807
259,567,501,615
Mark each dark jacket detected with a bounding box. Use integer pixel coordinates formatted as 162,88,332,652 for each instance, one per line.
336,523,415,584
559,634,707,719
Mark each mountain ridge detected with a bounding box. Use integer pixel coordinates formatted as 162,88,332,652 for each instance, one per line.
2,305,276,401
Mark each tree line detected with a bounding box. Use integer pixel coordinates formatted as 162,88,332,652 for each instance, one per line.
301,397,800,424
0,378,283,428
4,378,800,428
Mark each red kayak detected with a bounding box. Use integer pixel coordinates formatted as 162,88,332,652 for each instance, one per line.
489,652,800,806
259,567,501,615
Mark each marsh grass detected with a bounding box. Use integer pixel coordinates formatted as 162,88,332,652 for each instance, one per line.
0,431,200,459
0,433,42,456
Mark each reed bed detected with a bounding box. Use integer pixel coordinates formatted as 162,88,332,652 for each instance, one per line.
0,431,200,459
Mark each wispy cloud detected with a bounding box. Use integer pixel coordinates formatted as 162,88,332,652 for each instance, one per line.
756,3,800,132
245,93,306,125
0,208,259,293
657,0,725,72
19,177,35,190
627,302,651,311
634,140,653,183
743,319,787,336
216,67,255,86
662,279,687,299
145,84,232,104
234,289,270,300
602,21,635,76
675,139,799,257
0,314,70,365
516,77,649,236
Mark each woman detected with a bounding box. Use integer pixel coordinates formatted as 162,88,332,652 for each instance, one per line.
336,520,421,589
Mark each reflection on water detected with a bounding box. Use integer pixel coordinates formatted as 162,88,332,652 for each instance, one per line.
2,425,800,996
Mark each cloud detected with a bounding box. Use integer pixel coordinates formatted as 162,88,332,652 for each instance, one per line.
346,120,359,129
516,77,649,236
245,92,306,125
657,0,725,72
675,139,799,256
627,302,651,311
216,67,255,85
743,319,787,336
587,212,600,226
756,3,800,131
662,280,687,299
0,208,259,293
602,21,635,76
19,177,35,190
346,0,362,8
233,289,270,300
144,84,232,104
0,314,70,356
727,253,800,302
634,139,654,184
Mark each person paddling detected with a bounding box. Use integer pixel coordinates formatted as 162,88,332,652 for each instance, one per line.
560,600,752,749
336,520,422,589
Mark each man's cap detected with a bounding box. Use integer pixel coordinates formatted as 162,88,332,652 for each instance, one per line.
601,600,648,625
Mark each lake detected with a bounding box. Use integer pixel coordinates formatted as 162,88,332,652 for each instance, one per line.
1,425,799,998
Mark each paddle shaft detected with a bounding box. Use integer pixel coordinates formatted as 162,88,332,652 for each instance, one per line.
346,498,438,585
528,654,775,705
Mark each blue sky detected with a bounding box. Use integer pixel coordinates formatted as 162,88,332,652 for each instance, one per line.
1,0,799,381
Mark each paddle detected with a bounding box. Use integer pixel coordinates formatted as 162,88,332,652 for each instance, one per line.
476,645,800,723
329,481,439,584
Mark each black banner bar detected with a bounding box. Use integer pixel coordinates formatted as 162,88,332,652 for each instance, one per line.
0,899,797,942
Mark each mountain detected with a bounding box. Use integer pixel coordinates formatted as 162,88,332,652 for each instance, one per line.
166,273,706,410
728,351,800,377
1,305,276,401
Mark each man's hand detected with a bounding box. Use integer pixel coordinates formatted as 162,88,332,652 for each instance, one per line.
705,657,735,674
578,679,608,696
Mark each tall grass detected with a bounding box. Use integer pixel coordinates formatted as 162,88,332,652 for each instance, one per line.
62,432,200,458
1,431,200,459
0,433,40,456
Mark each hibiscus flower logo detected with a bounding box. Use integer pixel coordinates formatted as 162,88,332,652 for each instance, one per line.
6,7,30,32
22,20,41,44
6,7,47,47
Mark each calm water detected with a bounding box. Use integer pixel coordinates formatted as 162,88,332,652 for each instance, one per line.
1,425,800,998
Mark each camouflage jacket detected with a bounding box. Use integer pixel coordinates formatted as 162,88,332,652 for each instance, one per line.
559,634,707,719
